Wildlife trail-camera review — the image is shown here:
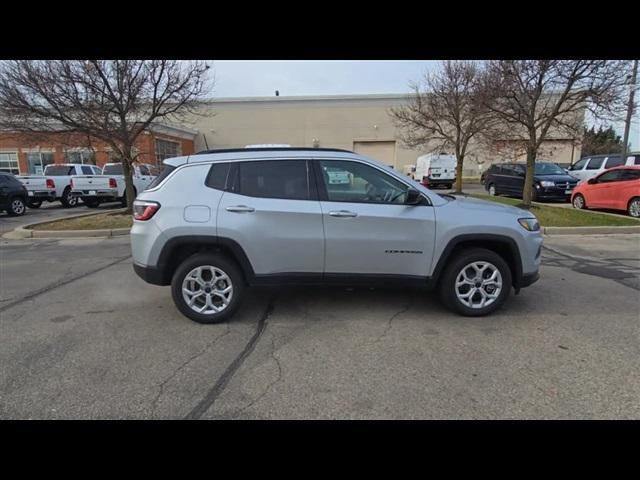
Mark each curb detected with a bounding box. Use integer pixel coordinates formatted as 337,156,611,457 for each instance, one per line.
542,225,640,235
2,208,130,240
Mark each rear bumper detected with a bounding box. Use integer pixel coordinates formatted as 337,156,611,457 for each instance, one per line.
427,177,456,186
71,189,118,198
519,271,540,288
26,191,56,200
133,262,167,286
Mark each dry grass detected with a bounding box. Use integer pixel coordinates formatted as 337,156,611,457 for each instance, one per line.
30,212,132,231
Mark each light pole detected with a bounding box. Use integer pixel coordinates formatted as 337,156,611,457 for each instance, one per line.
620,60,638,161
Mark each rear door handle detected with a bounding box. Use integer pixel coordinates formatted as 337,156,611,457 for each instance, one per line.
329,210,357,218
226,205,255,213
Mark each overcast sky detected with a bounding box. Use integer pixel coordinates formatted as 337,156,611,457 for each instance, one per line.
209,60,639,150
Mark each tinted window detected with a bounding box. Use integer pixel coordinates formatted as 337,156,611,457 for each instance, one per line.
146,165,176,189
586,157,604,170
605,156,624,168
634,156,640,166
570,158,589,170
535,163,565,175
138,165,151,176
44,165,75,176
81,166,93,175
596,170,622,183
205,162,231,191
93,166,102,175
318,160,409,204
620,169,640,181
102,164,123,175
238,160,309,200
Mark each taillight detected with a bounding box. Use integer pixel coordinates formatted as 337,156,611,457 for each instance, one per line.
133,200,160,221
109,178,117,188
46,179,55,189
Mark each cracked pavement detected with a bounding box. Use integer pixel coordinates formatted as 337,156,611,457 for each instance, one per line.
1,233,639,419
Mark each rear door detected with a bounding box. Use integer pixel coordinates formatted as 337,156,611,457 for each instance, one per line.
217,159,325,276
315,158,435,277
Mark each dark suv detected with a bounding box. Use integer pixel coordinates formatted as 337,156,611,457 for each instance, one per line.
484,162,579,202
0,172,28,216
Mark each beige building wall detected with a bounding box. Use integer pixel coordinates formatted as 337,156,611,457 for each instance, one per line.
185,94,582,177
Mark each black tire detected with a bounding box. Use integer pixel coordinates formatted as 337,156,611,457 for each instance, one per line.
171,252,245,324
60,187,78,208
7,197,27,216
627,197,640,218
438,248,512,317
572,193,587,210
84,198,100,208
26,200,42,209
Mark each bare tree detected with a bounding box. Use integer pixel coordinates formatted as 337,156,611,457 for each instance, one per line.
390,61,493,193
0,60,211,212
479,60,628,208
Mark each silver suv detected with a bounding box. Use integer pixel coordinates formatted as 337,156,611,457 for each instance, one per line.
131,148,542,323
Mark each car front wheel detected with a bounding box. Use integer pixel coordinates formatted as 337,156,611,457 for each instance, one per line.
171,253,245,324
628,197,640,218
488,183,496,196
439,248,512,316
572,193,586,210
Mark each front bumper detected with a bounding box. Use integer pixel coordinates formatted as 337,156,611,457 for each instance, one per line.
535,185,576,200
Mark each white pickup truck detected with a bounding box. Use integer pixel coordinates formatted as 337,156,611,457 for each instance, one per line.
17,163,103,208
70,163,156,208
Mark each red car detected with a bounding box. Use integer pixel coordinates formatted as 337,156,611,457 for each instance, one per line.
571,166,640,217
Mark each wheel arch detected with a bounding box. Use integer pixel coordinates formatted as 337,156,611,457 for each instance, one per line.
430,234,523,289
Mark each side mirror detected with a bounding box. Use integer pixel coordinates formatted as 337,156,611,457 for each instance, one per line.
587,178,597,185
405,188,422,205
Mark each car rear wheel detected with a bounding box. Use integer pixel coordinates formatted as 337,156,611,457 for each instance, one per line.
171,253,244,324
7,197,26,216
628,197,640,218
439,248,512,317
572,193,586,210
60,187,78,208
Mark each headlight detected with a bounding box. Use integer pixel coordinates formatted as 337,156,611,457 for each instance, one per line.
518,218,540,232
539,180,555,187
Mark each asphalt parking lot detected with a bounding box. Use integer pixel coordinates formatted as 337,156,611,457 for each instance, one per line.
1,229,639,419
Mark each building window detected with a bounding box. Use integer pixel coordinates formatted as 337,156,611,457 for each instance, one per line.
26,152,55,175
155,139,180,164
0,152,19,174
64,150,96,165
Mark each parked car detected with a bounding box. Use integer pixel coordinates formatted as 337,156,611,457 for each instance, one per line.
131,147,542,324
567,154,625,183
16,175,56,208
415,153,457,189
0,172,28,216
70,162,156,207
571,166,640,217
17,164,103,208
484,161,579,201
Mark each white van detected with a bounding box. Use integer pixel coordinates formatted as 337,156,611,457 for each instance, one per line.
415,153,457,189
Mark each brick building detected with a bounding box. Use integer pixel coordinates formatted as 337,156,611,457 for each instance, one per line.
0,123,197,175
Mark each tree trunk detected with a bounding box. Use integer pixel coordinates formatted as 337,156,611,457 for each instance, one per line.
121,149,136,215
455,155,464,194
522,146,536,209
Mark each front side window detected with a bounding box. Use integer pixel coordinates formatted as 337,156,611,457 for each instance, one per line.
535,163,565,175
0,152,19,174
586,157,604,170
570,158,589,170
236,160,310,200
26,152,54,175
596,170,622,183
318,159,409,204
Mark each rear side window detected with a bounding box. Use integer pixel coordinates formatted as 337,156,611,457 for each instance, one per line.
81,166,93,175
237,160,310,200
605,156,623,168
586,157,604,170
205,162,231,191
621,169,640,181
102,164,124,175
146,165,176,189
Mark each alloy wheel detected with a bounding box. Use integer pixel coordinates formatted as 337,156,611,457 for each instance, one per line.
181,265,233,314
455,261,503,309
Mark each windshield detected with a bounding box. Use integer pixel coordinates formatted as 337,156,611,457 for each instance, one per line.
102,164,124,175
535,163,565,175
44,166,75,176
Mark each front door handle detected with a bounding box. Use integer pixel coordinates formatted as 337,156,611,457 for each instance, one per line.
226,205,255,213
329,210,357,218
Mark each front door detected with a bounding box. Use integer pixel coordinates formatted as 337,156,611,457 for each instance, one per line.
568,157,589,182
587,169,623,208
315,159,435,278
217,159,325,276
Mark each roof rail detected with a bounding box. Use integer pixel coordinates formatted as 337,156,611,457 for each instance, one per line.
193,147,354,155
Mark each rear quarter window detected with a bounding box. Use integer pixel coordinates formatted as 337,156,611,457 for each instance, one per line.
205,162,231,191
146,164,176,189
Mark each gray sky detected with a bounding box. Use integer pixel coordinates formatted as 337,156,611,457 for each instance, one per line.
209,60,639,150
